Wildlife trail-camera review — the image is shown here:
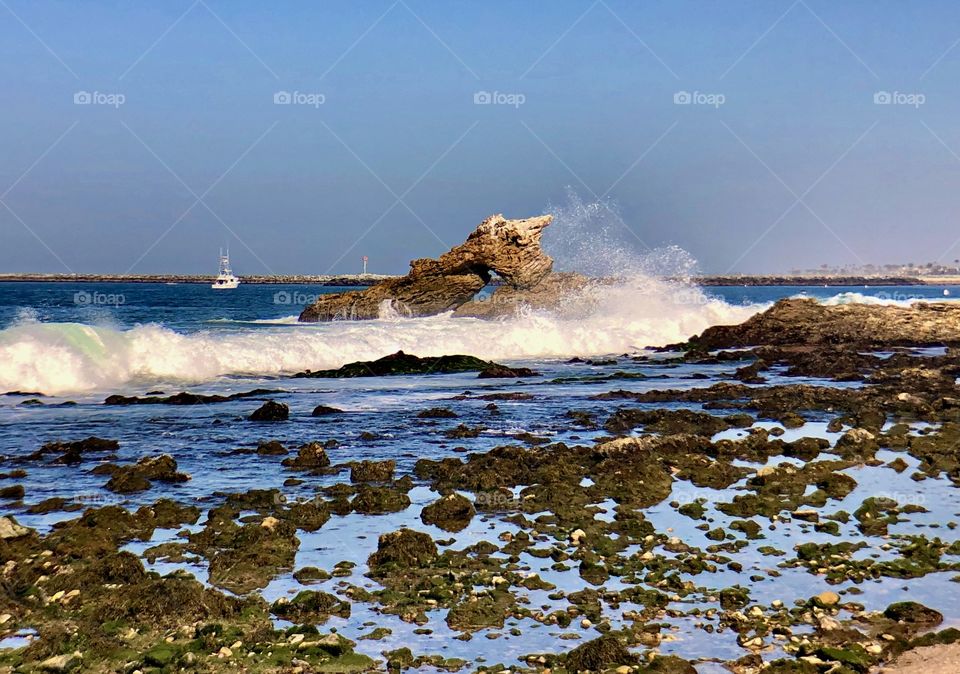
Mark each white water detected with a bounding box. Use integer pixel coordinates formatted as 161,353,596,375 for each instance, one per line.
0,278,761,395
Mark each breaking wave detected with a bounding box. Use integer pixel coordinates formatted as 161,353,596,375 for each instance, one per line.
0,285,759,395
0,193,765,394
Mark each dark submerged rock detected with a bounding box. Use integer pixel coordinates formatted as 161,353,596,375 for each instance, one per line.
249,400,289,421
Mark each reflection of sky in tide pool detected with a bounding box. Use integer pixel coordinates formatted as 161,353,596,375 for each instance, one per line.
3,351,960,667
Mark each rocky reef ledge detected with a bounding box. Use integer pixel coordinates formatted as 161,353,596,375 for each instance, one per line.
298,214,556,321
689,297,960,349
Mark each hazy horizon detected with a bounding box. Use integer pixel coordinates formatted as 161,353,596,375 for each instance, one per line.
3,1,960,276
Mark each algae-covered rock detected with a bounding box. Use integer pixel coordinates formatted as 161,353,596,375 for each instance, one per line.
420,493,476,532
282,441,331,470
367,528,437,576
643,655,698,673
271,590,351,624
884,601,944,625
445,593,512,631
352,485,411,514
564,634,635,672
351,459,395,482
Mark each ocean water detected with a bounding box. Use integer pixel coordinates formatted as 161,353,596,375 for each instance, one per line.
1,280,959,667
0,280,953,396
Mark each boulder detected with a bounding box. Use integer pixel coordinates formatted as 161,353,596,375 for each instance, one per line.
0,515,32,540
282,442,331,470
299,214,553,321
884,601,944,625
477,364,539,378
249,400,289,422
564,635,636,672
420,493,476,532
350,460,395,482
367,528,437,574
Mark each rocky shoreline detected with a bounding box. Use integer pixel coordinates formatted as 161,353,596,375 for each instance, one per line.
2,300,960,672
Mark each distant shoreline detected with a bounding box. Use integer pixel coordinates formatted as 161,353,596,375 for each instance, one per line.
0,273,946,286
0,273,392,286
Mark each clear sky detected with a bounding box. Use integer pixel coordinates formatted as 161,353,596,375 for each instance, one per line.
2,0,960,275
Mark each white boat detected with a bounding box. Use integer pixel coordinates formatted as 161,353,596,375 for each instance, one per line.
211,249,240,289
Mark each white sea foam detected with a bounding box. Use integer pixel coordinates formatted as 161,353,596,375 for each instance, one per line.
0,278,761,395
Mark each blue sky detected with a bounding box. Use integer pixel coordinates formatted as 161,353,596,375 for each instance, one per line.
3,0,960,275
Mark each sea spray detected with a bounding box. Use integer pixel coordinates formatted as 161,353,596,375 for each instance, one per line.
0,195,765,394
0,291,759,395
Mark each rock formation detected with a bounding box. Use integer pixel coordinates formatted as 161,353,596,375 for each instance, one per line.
690,297,960,349
298,214,553,321
452,271,596,319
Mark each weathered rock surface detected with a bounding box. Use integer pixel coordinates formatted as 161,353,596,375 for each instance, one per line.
298,214,553,321
691,298,960,349
453,271,595,319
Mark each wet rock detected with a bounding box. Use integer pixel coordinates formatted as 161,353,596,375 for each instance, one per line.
815,644,872,672
295,351,494,378
477,364,540,378
282,442,332,470
105,388,281,405
691,297,960,349
444,424,484,439
26,497,80,515
417,407,458,418
104,454,190,494
293,566,331,583
446,593,512,631
312,404,344,416
189,510,300,594
420,493,476,532
884,601,944,625
29,436,119,464
0,484,24,499
352,485,411,514
256,439,288,455
367,528,437,575
564,634,636,672
299,213,553,321
604,408,734,435
351,459,395,482
271,590,350,624
644,655,699,673
249,400,289,421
